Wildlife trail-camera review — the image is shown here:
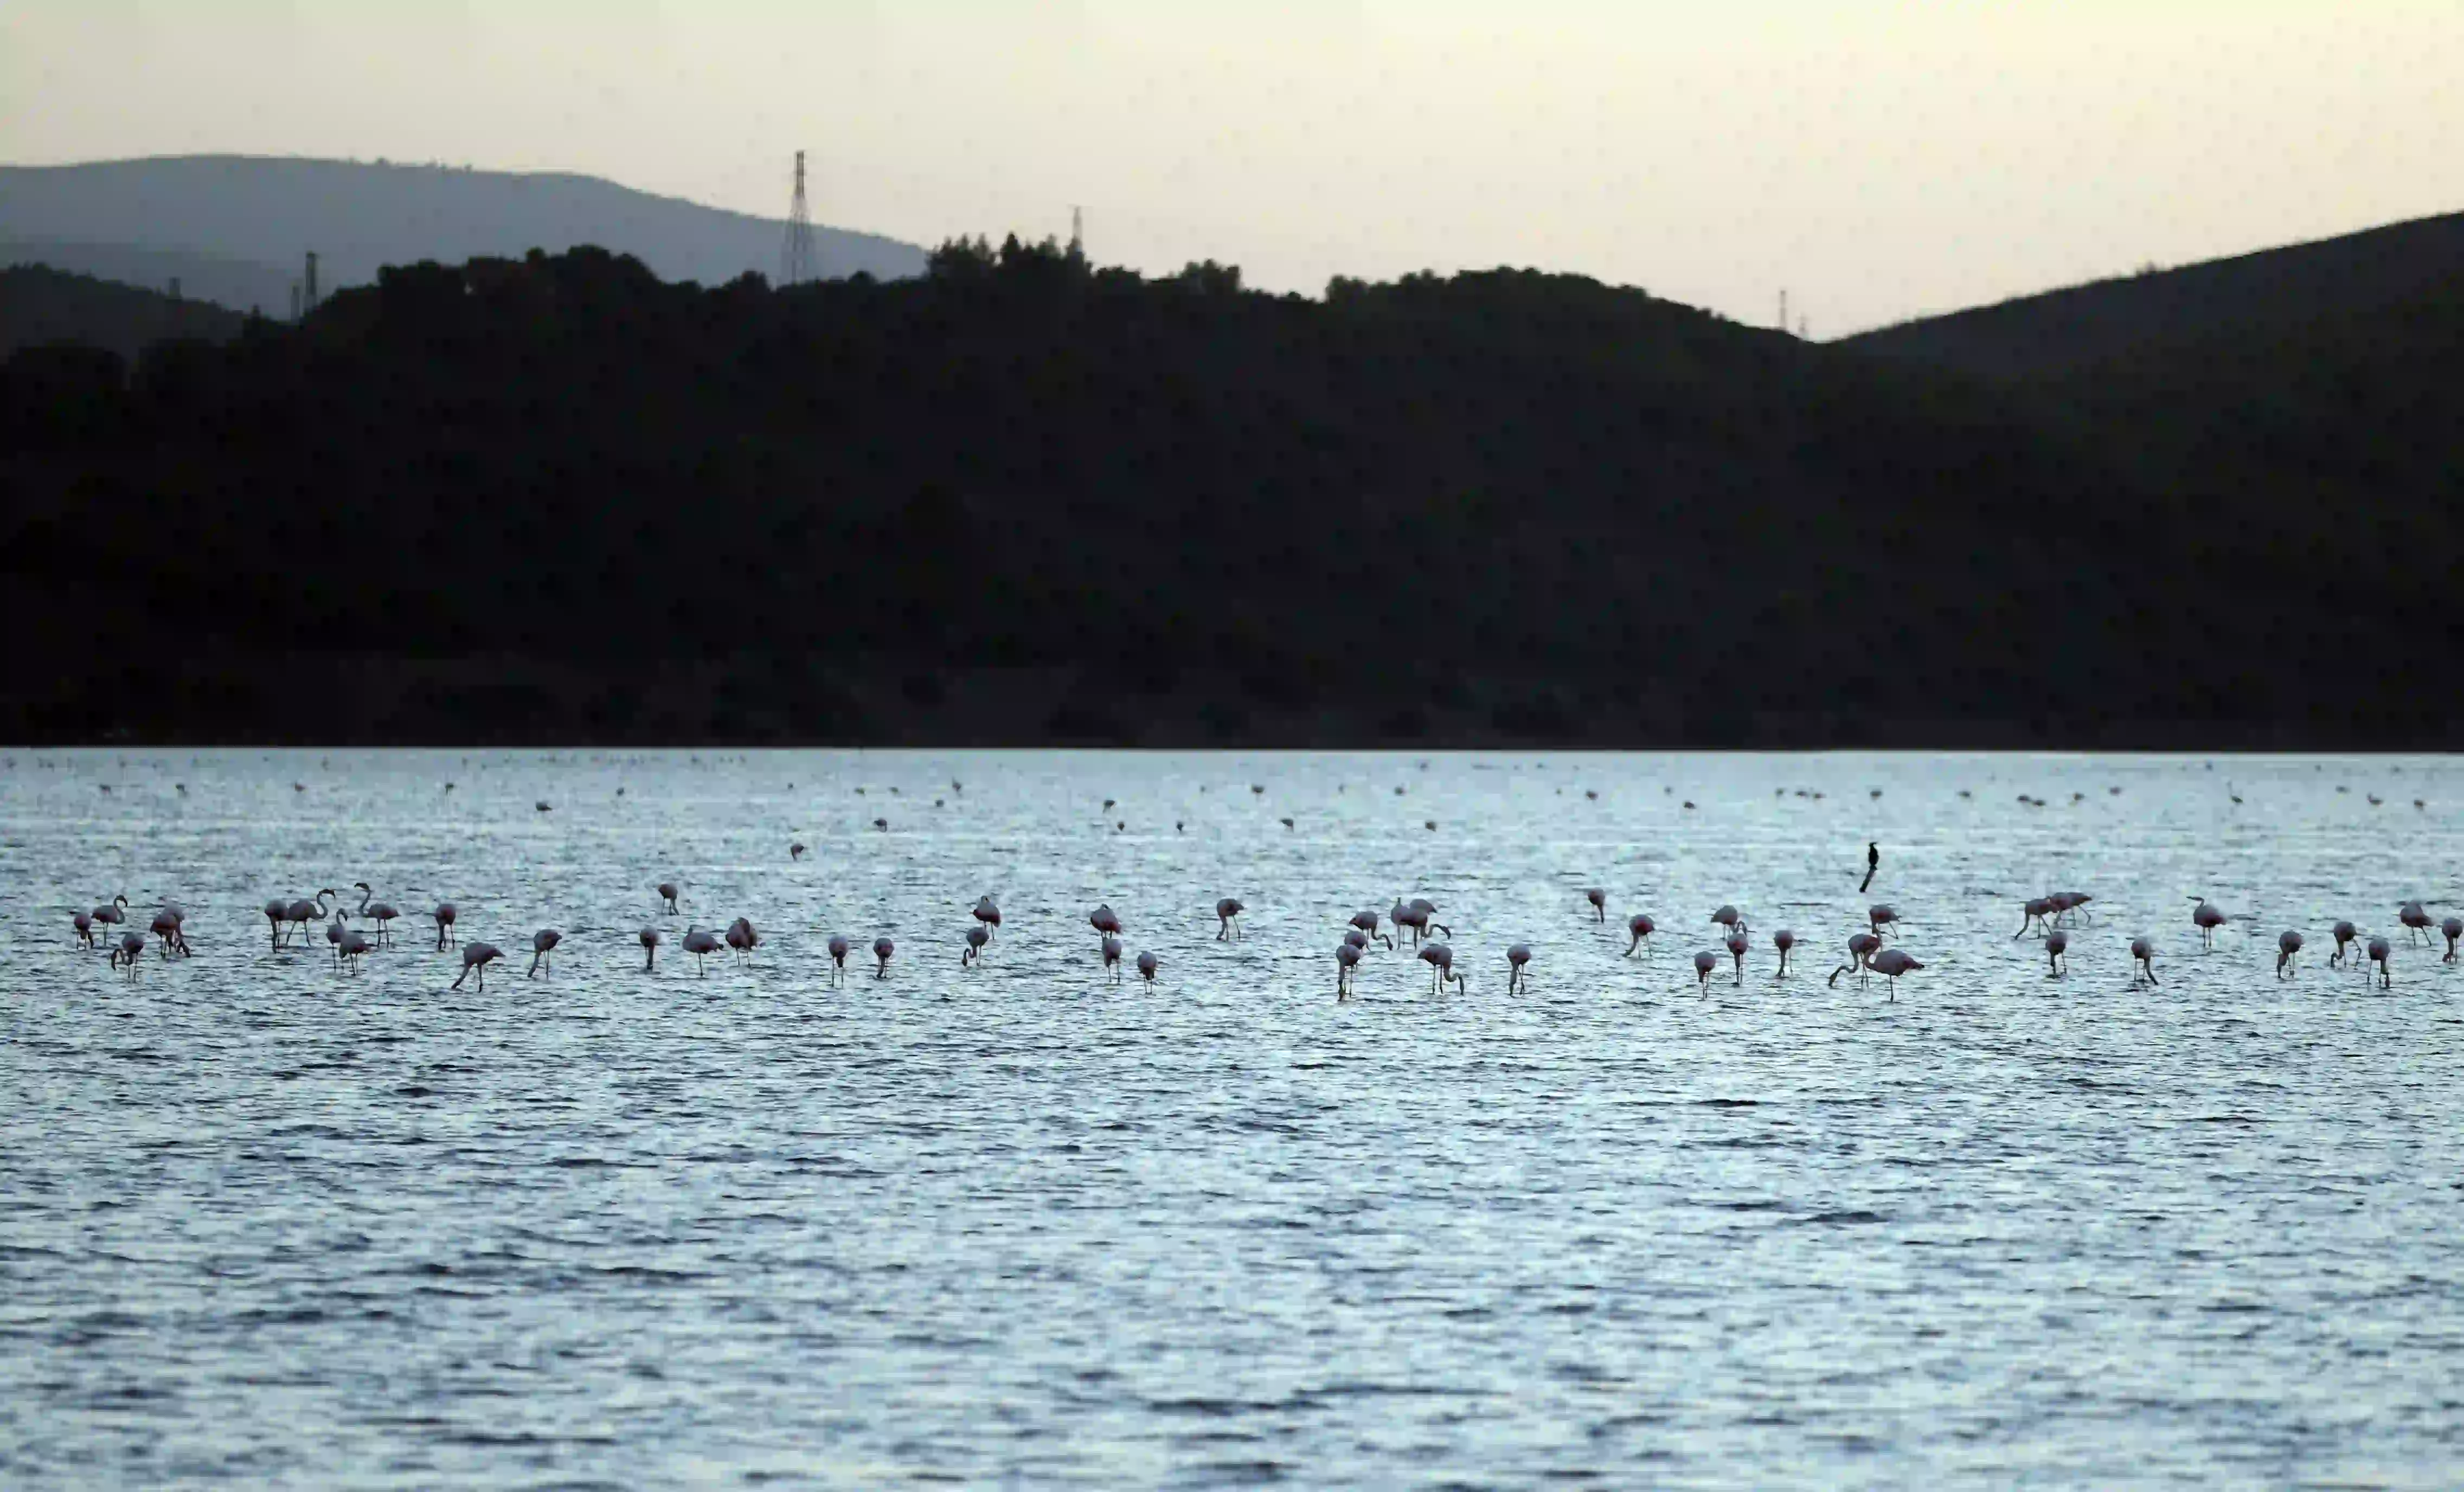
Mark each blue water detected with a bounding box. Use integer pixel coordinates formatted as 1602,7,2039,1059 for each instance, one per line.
4,750,2462,1487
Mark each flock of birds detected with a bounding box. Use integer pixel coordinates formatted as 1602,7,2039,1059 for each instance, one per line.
63,869,2464,998
39,754,2463,996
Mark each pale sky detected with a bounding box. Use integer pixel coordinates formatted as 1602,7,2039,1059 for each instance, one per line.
4,1,2457,332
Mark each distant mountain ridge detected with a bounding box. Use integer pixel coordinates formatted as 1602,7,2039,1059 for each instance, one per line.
1840,210,2464,380
0,155,926,314
0,265,246,358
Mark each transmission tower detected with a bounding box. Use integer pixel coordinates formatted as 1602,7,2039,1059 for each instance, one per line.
782,150,818,286
1069,204,1086,260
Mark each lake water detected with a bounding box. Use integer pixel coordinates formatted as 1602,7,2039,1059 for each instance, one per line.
4,749,2462,1488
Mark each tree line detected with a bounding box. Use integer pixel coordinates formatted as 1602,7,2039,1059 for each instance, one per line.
4,237,2457,745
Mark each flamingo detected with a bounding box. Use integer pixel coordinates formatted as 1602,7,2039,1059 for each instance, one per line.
528,928,562,979
726,918,759,964
325,911,349,964
2330,921,2359,968
639,928,660,971
1693,949,1718,992
2060,892,2094,926
1827,932,1882,988
1349,909,1391,950
150,906,185,958
1507,944,1531,993
338,926,373,974
1624,914,1656,958
1102,934,1125,982
2443,917,2461,964
1711,905,1743,941
658,882,680,915
1725,928,1749,985
2398,901,2433,946
1868,905,1901,940
1418,942,1463,993
1390,898,1423,947
283,889,334,949
1772,929,1794,976
682,927,720,975
2045,929,2068,978
111,930,145,980
2131,938,2158,987
355,884,400,947
2014,897,2054,938
262,897,290,949
874,936,895,979
1090,904,1122,944
2367,936,2392,989
1337,941,1362,998
1216,898,1245,941
826,935,850,985
73,910,95,949
1343,928,1368,953
1585,888,1606,923
433,901,459,950
1409,898,1451,940
451,942,504,992
2190,898,2227,950
963,924,989,966
2275,930,2302,979
1866,947,1923,999
973,896,1001,942
1136,950,1158,986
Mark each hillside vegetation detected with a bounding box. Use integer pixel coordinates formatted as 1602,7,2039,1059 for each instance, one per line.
1843,210,2464,381
4,238,2456,747
0,265,246,358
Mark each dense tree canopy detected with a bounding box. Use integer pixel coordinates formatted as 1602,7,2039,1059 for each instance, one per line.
4,244,2457,745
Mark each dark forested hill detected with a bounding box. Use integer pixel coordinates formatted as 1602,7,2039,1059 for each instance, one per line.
4,239,2455,748
0,265,246,358
0,156,926,313
1841,211,2464,381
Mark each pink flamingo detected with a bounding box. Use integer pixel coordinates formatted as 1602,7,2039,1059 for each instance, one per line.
451,942,503,991
2190,898,2227,950
2131,938,2158,987
1828,932,1882,988
1622,913,1656,957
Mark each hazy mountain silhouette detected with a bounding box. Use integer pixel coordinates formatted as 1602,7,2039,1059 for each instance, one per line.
0,156,926,313
0,265,246,358
1842,210,2464,380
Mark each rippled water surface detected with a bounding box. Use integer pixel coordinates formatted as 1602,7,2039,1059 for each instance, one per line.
5,749,2463,1488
